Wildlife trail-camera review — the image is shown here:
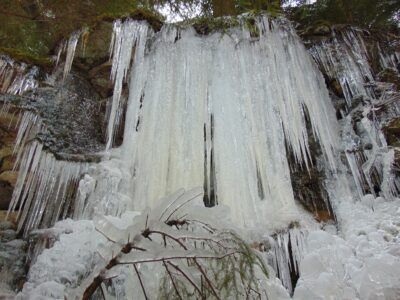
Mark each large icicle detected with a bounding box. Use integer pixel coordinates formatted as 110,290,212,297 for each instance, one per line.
7,112,90,235
55,30,83,81
106,20,149,149
83,16,339,229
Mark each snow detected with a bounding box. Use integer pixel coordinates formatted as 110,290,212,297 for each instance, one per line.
17,219,107,299
17,193,400,299
294,196,400,300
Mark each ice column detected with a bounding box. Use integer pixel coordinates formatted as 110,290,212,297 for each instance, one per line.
106,20,149,149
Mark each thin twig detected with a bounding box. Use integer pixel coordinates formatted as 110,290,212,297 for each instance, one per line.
165,191,203,222
167,261,203,296
193,259,221,300
133,263,149,300
163,260,183,300
117,252,239,265
100,283,106,300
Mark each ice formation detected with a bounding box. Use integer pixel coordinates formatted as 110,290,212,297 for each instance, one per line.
266,228,307,293
6,14,400,300
310,26,400,200
0,56,38,95
55,30,83,80
84,16,338,229
7,112,90,235
106,20,148,149
309,28,375,106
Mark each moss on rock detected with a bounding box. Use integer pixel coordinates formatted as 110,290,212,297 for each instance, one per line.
0,1,164,70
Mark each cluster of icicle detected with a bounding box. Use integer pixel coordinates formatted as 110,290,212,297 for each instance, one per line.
80,16,338,229
0,56,38,95
2,29,92,234
7,111,90,235
309,28,375,106
266,228,307,294
55,30,84,81
378,42,400,72
310,27,400,199
106,20,148,149
342,109,400,199
0,101,23,130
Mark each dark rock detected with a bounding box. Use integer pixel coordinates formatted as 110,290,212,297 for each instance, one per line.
0,229,17,242
364,143,373,150
0,221,15,231
88,61,113,98
383,118,400,147
288,111,335,222
2,68,106,155
0,180,13,210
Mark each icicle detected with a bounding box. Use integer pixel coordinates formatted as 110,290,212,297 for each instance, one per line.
0,56,39,95
267,228,307,293
7,112,90,235
378,43,400,72
309,28,374,106
380,149,400,199
82,16,339,229
62,31,82,80
106,19,149,150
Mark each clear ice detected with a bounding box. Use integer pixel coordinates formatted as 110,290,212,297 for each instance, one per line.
84,16,338,229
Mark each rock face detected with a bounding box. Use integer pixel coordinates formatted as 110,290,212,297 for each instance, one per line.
0,219,27,294
1,69,106,155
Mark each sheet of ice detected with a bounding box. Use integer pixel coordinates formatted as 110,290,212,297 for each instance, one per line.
87,16,338,229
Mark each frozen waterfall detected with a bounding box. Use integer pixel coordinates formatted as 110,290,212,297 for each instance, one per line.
8,14,400,300
77,16,338,229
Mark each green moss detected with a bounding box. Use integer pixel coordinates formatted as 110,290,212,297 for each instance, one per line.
0,47,52,69
94,8,164,31
182,11,278,37
190,16,240,35
0,1,164,69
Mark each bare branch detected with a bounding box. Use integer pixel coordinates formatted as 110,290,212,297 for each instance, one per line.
133,264,149,300
165,191,203,222
163,260,183,300
167,261,203,296
193,259,221,300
